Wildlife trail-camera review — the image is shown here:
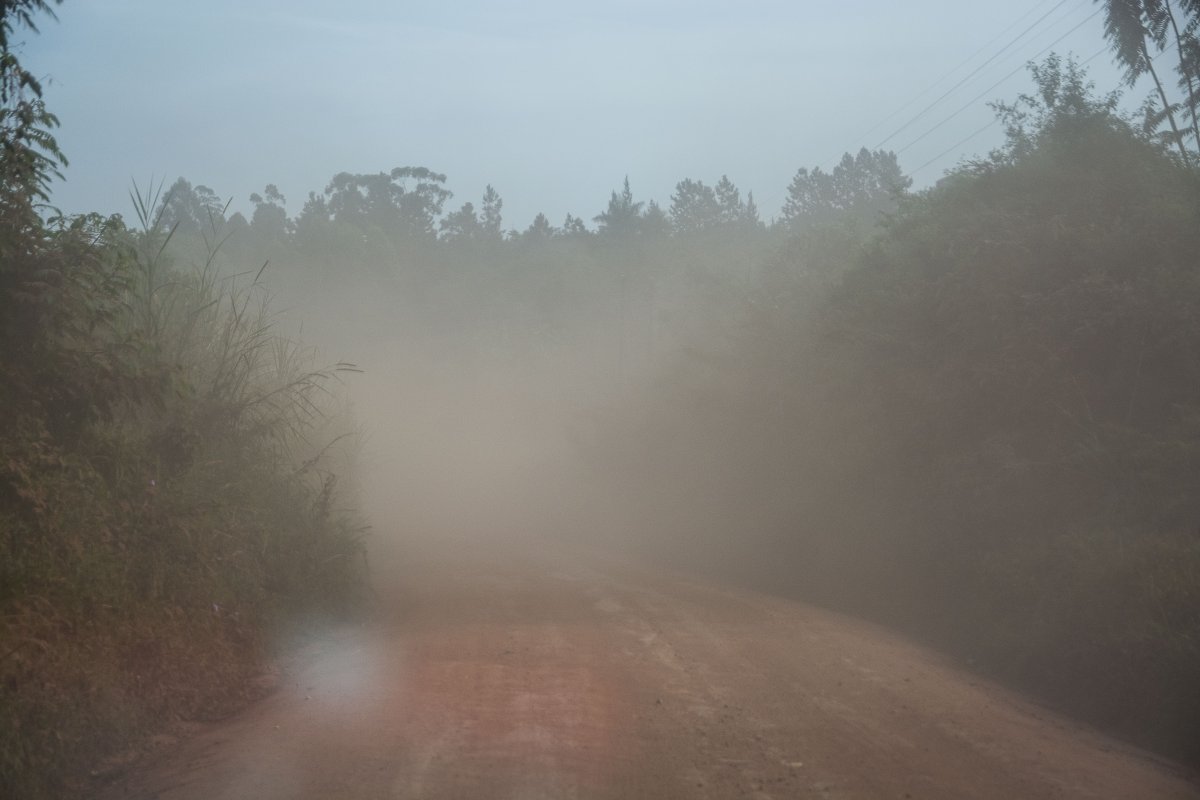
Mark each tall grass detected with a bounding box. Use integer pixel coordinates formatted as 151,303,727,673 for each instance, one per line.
0,188,366,798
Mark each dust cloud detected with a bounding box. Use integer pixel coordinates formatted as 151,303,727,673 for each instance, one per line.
242,122,1200,766
256,237,756,593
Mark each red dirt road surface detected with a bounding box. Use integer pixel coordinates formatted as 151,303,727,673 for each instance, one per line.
100,537,1200,799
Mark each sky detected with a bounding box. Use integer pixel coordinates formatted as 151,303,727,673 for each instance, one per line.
20,0,1133,231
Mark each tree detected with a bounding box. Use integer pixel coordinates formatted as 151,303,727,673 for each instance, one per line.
781,148,910,231
1095,0,1200,160
439,185,505,244
322,166,451,242
156,177,226,235
669,178,721,234
989,54,1125,165
561,212,590,238
642,199,671,238
294,190,328,236
714,175,745,225
670,175,759,234
249,183,288,241
522,211,556,241
1,0,66,371
594,176,644,238
744,191,762,228
0,0,63,212
0,0,65,353
480,184,503,240
439,200,481,241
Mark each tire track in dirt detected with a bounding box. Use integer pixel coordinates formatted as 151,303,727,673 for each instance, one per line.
98,537,1200,799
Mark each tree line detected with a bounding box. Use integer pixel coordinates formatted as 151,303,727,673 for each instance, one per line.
4,1,1200,795
1,4,365,797
155,147,906,253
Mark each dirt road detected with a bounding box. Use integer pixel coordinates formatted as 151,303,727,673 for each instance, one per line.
101,537,1200,799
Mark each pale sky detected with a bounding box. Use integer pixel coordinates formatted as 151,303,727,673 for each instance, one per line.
22,0,1127,230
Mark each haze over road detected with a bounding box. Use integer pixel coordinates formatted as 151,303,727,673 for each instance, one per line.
101,536,1200,799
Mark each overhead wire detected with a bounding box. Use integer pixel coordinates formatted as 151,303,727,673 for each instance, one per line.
909,120,999,175
910,44,1112,176
897,7,1104,158
850,0,1057,147
874,0,1075,149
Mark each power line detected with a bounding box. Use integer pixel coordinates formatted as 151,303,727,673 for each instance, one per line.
909,44,1110,177
911,119,999,175
896,8,1104,157
1082,44,1111,66
851,0,1057,147
875,0,1075,149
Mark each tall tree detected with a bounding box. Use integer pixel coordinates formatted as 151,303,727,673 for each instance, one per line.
0,0,64,210
642,199,671,238
439,200,481,242
322,167,450,241
480,184,503,240
1164,0,1200,147
249,183,288,241
781,148,910,231
1,0,65,368
440,185,504,243
594,176,644,239
669,175,757,233
990,54,1124,165
714,175,745,225
561,212,590,238
669,178,721,234
522,212,556,241
744,191,761,228
157,177,226,235
1096,0,1199,160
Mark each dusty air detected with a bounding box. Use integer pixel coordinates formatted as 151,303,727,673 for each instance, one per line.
3,1,1200,798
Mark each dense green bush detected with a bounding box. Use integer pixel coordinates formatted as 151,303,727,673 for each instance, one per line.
0,8,365,796
599,57,1200,763
0,206,366,798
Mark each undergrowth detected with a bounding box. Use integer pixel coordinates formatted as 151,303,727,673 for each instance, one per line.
0,197,367,797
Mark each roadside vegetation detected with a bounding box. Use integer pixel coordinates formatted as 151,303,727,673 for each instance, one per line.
5,0,1200,792
0,4,366,797
603,56,1200,765
192,51,1198,764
